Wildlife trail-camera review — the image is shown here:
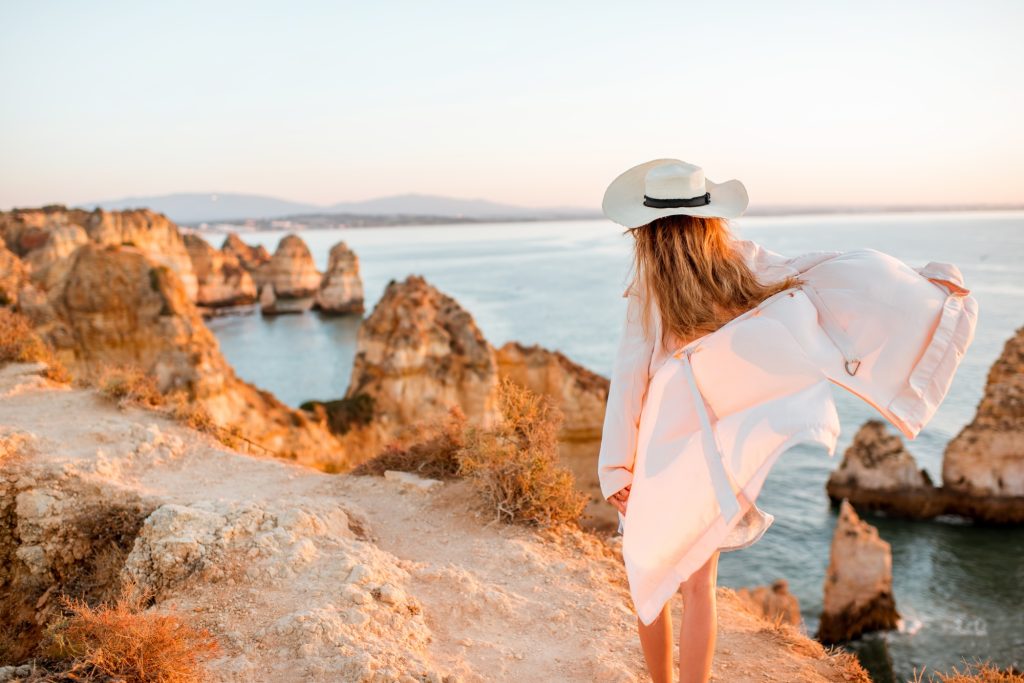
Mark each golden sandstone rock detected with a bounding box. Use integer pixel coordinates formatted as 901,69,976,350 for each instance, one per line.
221,231,270,272
345,274,501,431
0,206,198,301
314,240,365,314
817,501,899,644
253,233,322,300
943,325,1024,502
827,327,1024,524
183,233,257,308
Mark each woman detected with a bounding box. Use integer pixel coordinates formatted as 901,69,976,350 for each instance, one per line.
598,159,803,683
597,159,978,683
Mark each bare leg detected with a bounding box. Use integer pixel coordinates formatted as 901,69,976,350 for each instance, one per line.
637,600,673,683
678,551,720,683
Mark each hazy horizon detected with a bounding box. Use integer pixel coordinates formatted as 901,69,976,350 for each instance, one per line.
2,1,1022,210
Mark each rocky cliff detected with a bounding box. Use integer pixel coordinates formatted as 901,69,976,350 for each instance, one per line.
23,243,345,468
495,341,609,441
346,276,610,443
0,207,198,301
314,241,365,314
183,233,257,308
0,361,869,682
0,238,27,305
345,275,501,431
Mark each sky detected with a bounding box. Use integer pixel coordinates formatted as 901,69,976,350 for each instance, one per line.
1,1,1022,211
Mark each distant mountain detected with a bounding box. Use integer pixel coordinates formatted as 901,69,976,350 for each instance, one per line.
325,193,579,219
81,192,597,224
80,193,320,224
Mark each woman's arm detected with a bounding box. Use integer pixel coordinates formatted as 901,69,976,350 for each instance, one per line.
597,285,656,501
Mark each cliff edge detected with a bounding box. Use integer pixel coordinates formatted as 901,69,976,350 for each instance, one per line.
0,361,867,682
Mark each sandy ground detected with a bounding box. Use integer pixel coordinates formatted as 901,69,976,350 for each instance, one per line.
0,362,866,682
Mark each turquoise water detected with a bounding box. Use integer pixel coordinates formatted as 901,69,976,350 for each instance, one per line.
206,212,1024,679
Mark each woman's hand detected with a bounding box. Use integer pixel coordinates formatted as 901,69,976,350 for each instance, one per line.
608,484,631,515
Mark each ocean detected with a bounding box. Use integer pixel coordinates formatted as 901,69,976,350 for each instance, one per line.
205,211,1024,680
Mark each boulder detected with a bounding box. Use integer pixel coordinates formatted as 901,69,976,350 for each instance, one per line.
495,341,609,441
942,325,1024,522
221,232,270,272
736,579,802,626
345,275,500,432
314,241,365,315
816,500,900,644
253,233,321,300
183,233,257,308
30,243,346,467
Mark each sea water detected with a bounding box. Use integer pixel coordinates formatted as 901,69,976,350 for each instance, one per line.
206,211,1024,679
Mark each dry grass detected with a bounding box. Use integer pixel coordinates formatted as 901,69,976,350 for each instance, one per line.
0,307,70,383
92,364,252,452
351,405,467,479
911,661,1024,683
352,378,587,527
42,581,219,683
97,365,165,408
456,376,588,527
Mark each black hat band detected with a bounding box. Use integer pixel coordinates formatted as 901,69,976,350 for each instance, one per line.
643,192,711,209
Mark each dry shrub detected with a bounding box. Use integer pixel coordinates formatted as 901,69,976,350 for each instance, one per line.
0,307,70,383
43,581,219,683
456,376,588,527
351,405,467,479
97,364,165,408
93,369,246,452
911,661,1024,683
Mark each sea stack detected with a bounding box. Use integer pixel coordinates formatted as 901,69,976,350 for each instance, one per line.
314,241,365,314
253,234,320,314
495,341,609,441
254,234,321,297
183,233,257,308
826,420,940,519
817,500,900,644
345,274,500,431
221,232,270,272
941,325,1024,523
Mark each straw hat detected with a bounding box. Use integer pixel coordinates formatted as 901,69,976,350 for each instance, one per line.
602,159,749,229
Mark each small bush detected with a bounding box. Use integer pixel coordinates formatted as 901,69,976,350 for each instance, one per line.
300,392,375,435
456,376,588,527
0,307,71,383
352,405,467,479
43,581,219,683
97,365,165,408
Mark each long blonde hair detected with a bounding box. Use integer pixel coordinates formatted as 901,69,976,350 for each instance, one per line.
626,214,802,350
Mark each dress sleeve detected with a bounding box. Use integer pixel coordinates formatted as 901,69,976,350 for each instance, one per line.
597,284,656,500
